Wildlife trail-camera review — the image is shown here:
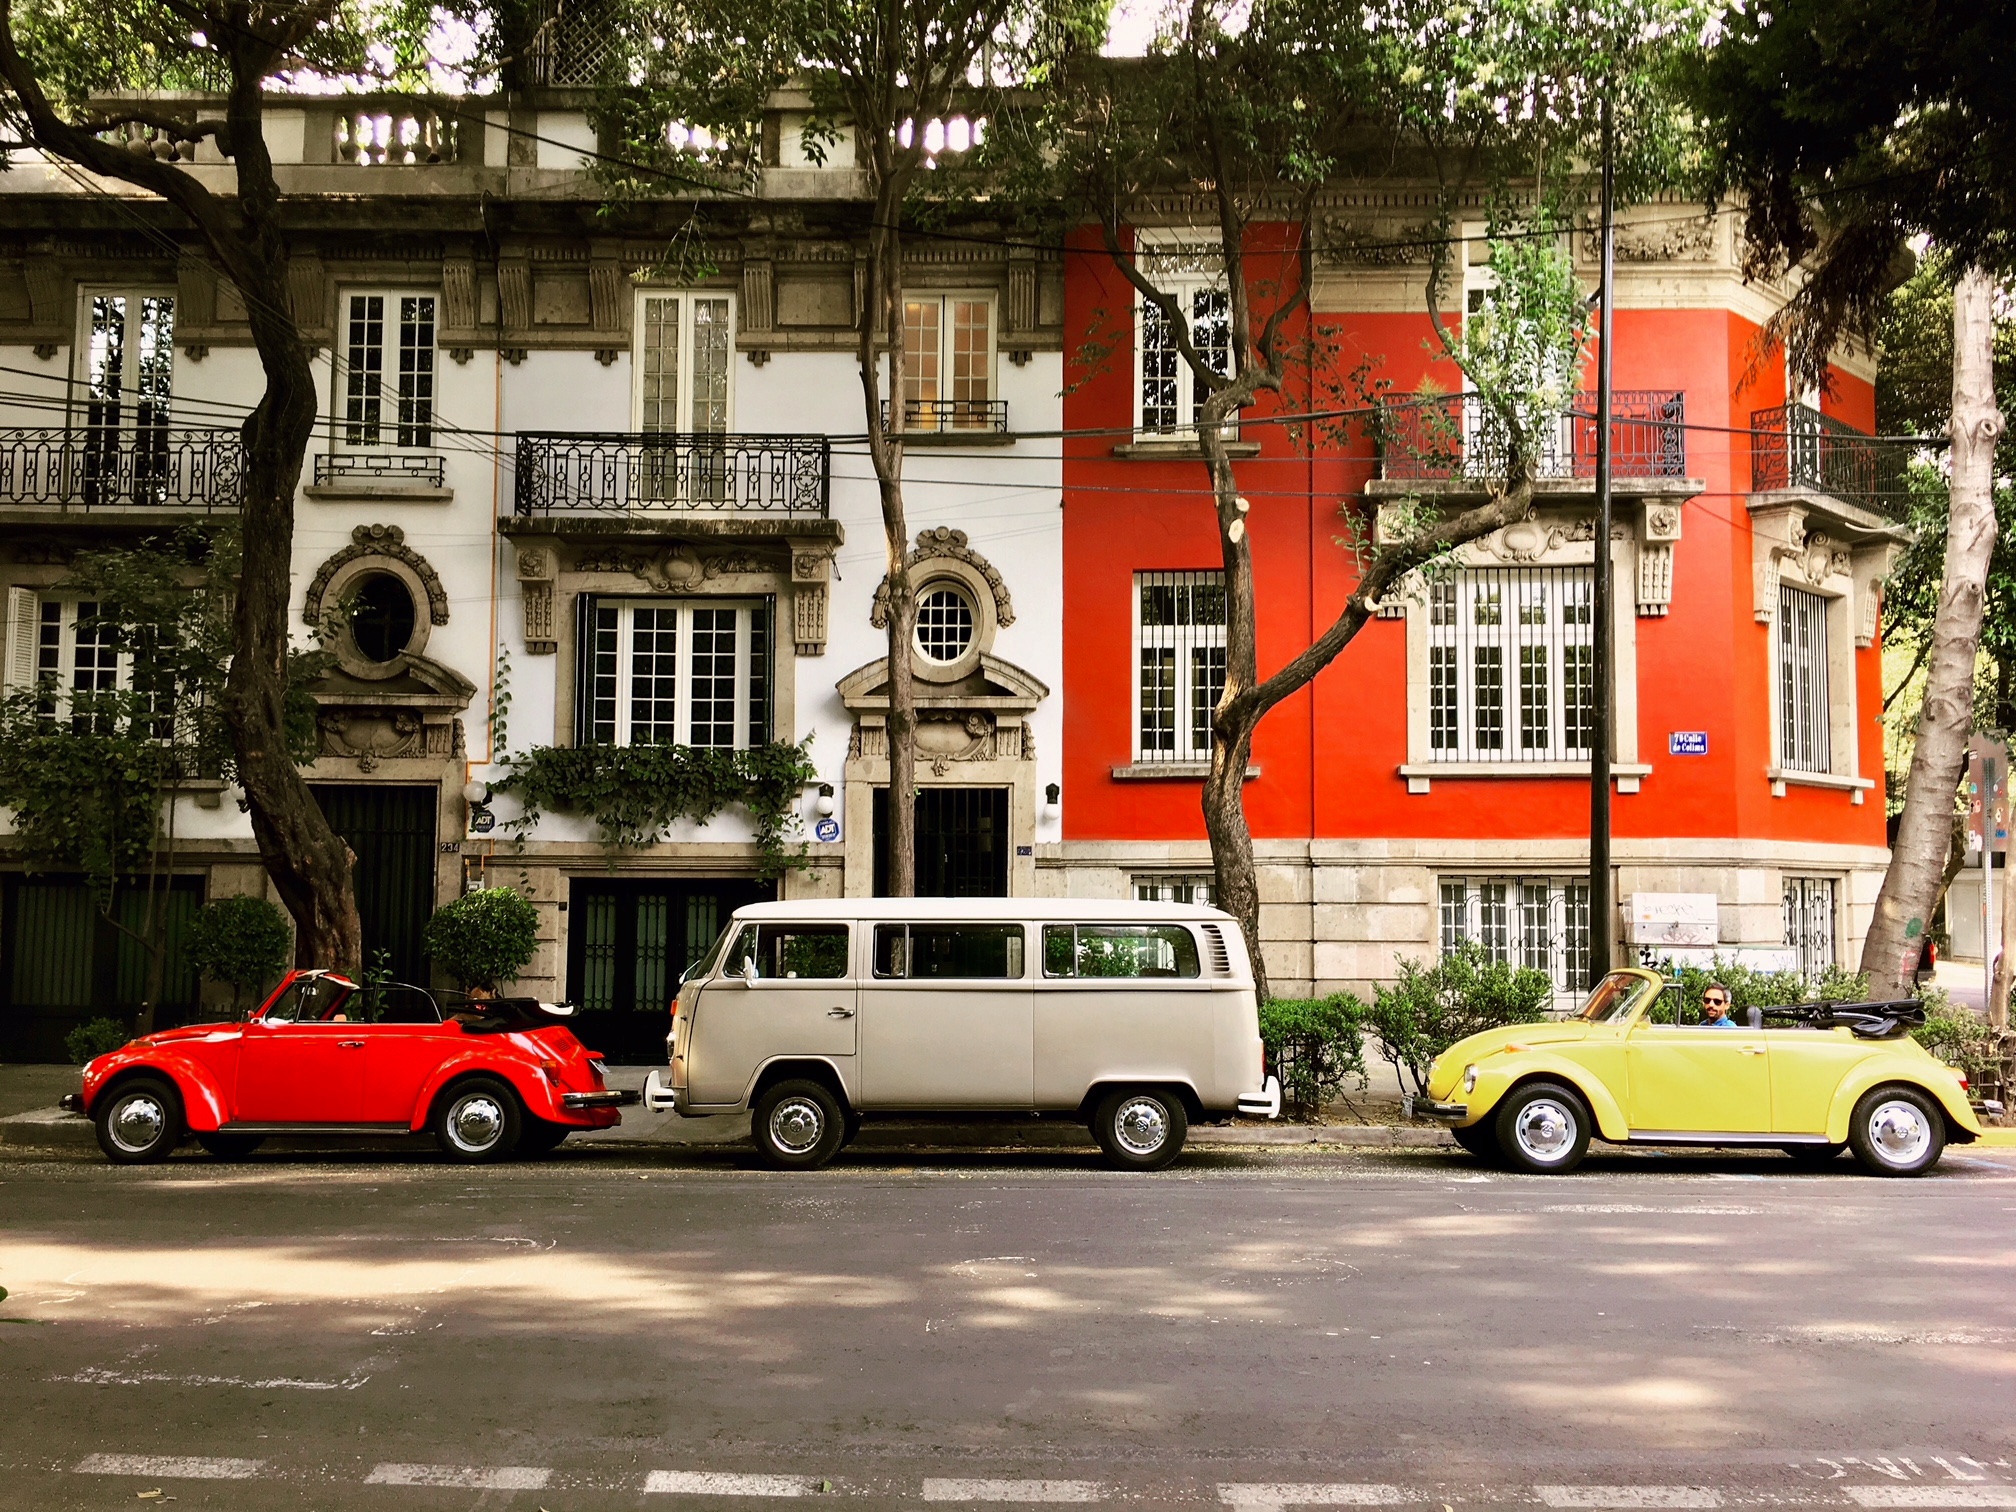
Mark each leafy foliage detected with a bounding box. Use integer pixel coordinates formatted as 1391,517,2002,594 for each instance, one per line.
422,887,541,993
1914,993,2012,1097
1645,958,1872,1026
64,1017,132,1067
1367,944,1555,1095
494,740,816,877
1259,994,1370,1117
185,896,293,1013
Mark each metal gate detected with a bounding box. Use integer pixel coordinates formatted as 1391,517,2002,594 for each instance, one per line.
310,785,437,987
873,787,1010,897
564,877,772,1061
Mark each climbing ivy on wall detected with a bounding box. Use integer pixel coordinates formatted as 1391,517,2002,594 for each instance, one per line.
493,739,817,877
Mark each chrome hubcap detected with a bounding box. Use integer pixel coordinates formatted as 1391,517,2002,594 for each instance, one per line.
1868,1100,1932,1165
1113,1096,1170,1157
449,1095,505,1151
1513,1098,1577,1163
109,1094,164,1153
768,1097,825,1155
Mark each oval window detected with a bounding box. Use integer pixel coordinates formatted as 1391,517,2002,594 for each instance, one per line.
914,584,975,664
350,573,417,664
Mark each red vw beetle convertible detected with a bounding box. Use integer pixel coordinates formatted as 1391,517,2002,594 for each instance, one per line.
59,969,637,1165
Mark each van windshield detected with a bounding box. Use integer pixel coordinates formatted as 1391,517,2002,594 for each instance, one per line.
1044,924,1200,979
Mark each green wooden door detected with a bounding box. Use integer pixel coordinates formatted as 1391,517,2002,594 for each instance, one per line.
310,785,438,987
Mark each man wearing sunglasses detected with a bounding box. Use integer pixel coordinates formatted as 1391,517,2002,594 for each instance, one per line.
1700,984,1738,1028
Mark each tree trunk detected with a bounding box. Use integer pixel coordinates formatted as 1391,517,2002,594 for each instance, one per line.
859,180,917,896
1861,265,2007,996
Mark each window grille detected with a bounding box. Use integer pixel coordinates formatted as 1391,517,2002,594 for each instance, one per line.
1777,585,1832,773
1440,875,1591,995
1134,873,1215,905
915,586,975,663
1135,570,1227,762
1783,876,1838,980
342,293,435,448
1138,283,1231,434
1427,566,1594,762
578,596,771,749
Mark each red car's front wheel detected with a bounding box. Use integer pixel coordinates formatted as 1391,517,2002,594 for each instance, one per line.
432,1078,523,1163
95,1077,184,1165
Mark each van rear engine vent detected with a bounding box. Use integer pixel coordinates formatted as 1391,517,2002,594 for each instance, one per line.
1200,923,1232,975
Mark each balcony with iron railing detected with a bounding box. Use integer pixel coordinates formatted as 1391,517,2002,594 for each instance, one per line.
513,432,831,518
879,398,1011,438
1377,391,1689,485
1749,403,1904,518
0,427,243,512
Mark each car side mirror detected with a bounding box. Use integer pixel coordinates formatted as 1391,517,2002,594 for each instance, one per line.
739,958,760,987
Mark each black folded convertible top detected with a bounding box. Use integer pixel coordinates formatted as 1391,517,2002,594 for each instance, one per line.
452,996,579,1034
1758,999,1925,1038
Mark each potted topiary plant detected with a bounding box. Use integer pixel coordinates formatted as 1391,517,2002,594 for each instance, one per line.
185,896,294,1019
422,886,540,995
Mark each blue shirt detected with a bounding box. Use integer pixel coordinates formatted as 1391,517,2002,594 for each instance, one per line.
1702,1013,1737,1028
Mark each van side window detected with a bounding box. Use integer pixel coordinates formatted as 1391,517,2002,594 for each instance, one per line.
874,924,1024,980
726,924,850,980
1042,924,1200,979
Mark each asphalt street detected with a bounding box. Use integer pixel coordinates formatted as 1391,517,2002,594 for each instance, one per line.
2,1138,2013,1512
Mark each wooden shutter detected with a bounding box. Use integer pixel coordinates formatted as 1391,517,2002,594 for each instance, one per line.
4,586,38,693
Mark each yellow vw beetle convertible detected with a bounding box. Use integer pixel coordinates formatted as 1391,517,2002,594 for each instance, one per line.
1416,967,2013,1176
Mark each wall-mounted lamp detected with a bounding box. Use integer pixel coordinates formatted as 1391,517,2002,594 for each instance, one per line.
461,779,492,807
816,782,837,818
1044,782,1061,809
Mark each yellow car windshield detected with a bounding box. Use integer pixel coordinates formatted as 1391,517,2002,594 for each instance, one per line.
1572,971,1660,1023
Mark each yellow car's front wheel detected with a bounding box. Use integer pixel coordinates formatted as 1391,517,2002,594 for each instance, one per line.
1495,1082,1592,1175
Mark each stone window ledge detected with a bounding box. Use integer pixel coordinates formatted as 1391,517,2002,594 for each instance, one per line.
1110,761,1261,781
1399,761,1653,795
304,483,455,504
1111,439,1262,461
1768,768,1875,803
897,430,1019,449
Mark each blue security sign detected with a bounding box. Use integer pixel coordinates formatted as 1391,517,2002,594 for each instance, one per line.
813,817,841,843
1669,731,1709,756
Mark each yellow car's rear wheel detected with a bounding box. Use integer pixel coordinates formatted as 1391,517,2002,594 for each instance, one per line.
1848,1086,1945,1177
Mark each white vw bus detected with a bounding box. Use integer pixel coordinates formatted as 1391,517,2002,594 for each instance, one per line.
641,899,1280,1170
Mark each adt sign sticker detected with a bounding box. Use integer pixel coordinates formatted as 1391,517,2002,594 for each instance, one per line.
814,817,841,843
1669,731,1709,756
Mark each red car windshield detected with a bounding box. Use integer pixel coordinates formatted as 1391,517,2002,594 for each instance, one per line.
261,974,357,1023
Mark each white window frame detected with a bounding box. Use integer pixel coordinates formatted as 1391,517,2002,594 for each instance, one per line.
632,289,737,434
1776,583,1833,775
1132,569,1227,763
3,591,175,737
1134,873,1215,905
73,286,176,437
1426,566,1595,764
897,291,997,431
1439,874,1591,997
1131,234,1233,438
335,289,438,452
583,596,766,750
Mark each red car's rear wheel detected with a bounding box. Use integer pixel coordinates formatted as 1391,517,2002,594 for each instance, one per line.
432,1077,523,1163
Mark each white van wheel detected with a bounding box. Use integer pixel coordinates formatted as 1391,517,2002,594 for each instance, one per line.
1093,1088,1188,1171
753,1079,846,1170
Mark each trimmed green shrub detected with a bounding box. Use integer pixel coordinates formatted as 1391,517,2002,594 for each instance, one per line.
186,895,293,1015
423,887,540,992
1368,944,1554,1096
1914,989,2009,1093
1259,994,1368,1116
65,1017,131,1066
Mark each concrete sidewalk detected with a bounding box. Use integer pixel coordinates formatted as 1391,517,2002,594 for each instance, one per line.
0,1061,1453,1152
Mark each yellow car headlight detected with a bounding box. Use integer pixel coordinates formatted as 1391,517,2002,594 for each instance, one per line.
1462,1064,1479,1095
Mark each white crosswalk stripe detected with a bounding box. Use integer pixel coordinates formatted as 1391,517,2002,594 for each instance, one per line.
365,1463,552,1490
1846,1492,2016,1508
1538,1489,1724,1509
644,1470,820,1497
923,1479,1106,1503
73,1455,266,1480
1219,1484,1423,1509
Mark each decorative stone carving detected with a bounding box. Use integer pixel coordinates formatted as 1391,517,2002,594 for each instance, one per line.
441,253,478,334
317,709,463,771
499,258,532,334
1320,217,1436,266
742,255,776,332
302,524,450,628
571,542,779,593
1641,503,1683,543
790,547,834,655
1637,542,1673,617
285,255,325,333
871,526,1015,630
589,254,627,334
516,546,557,654
1006,247,1038,336
1477,515,1603,564
1587,214,1716,263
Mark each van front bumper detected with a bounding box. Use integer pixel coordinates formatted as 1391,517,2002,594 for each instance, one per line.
1237,1075,1282,1119
642,1069,680,1113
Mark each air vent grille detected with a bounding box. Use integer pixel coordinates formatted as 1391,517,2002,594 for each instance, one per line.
1199,923,1233,976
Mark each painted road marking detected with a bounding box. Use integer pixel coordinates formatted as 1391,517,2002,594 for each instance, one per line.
365,1464,552,1490
644,1471,819,1497
73,1455,265,1480
1539,1490,1724,1509
923,1480,1106,1503
1846,1493,2016,1508
1220,1485,1422,1509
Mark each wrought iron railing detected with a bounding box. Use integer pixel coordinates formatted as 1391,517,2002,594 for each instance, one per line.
0,426,243,510
881,398,1010,434
513,432,830,516
315,451,448,487
1378,391,1687,482
1750,403,1899,515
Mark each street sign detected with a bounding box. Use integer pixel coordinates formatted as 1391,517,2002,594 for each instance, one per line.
1668,731,1709,756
